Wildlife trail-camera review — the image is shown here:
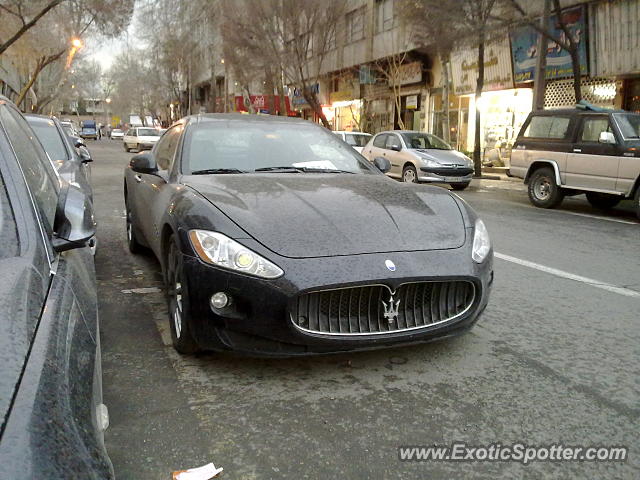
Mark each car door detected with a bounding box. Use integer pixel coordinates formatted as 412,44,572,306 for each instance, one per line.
0,103,112,477
124,128,136,149
134,125,182,256
363,133,387,161
385,133,404,177
566,114,621,191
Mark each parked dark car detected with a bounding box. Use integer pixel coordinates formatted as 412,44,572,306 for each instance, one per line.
0,97,112,478
124,114,493,356
25,114,94,197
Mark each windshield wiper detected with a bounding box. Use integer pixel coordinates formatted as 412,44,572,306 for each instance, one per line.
190,168,247,175
254,166,304,173
300,168,356,174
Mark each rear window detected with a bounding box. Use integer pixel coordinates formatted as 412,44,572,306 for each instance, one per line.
28,120,69,161
523,116,571,139
344,133,371,147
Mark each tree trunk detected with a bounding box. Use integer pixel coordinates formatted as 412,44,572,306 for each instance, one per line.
0,0,63,56
306,92,330,129
441,53,450,143
16,60,45,110
570,46,582,103
473,39,485,178
276,68,287,116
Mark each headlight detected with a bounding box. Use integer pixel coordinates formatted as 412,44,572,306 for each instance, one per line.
421,158,441,168
471,219,491,263
465,156,474,167
189,230,284,279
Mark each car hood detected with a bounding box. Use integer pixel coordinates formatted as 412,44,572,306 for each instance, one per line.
183,173,466,258
413,149,470,166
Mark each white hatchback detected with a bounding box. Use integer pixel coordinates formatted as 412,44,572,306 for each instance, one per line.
333,131,372,153
123,127,162,152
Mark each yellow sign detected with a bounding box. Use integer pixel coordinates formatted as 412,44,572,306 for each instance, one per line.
330,90,354,103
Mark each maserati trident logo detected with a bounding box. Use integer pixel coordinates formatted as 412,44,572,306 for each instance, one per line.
385,259,396,272
382,292,401,324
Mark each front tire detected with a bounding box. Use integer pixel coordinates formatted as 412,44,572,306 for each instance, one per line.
166,236,200,354
634,187,640,221
585,192,621,209
402,165,418,183
450,182,470,191
528,167,564,208
125,197,144,254
124,143,130,153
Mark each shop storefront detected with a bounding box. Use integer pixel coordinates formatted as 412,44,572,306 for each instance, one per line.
446,36,518,159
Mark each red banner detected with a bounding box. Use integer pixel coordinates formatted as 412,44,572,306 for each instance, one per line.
234,95,294,115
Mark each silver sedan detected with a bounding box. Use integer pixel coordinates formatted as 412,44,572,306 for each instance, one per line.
362,131,474,190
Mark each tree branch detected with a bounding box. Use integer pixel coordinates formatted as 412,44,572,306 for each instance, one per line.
0,0,65,56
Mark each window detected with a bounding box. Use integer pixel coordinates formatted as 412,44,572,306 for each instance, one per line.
523,116,571,139
375,0,394,33
0,170,19,259
0,106,59,231
28,120,69,162
580,117,612,143
184,122,374,174
385,134,401,149
346,7,365,43
344,134,371,147
155,126,182,170
612,113,640,139
373,134,387,148
400,132,452,150
138,128,160,137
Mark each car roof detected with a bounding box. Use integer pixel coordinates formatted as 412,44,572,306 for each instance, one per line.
181,113,315,127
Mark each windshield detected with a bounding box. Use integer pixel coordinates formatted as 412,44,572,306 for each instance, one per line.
344,133,371,147
28,121,69,161
612,113,640,139
401,132,452,150
138,128,161,136
184,121,375,174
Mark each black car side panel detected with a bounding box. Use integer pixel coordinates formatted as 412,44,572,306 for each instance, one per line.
0,252,113,479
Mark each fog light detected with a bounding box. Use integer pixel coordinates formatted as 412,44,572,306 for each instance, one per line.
210,292,230,309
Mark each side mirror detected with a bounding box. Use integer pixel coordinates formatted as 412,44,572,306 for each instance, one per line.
52,182,96,252
130,152,158,174
71,136,86,149
79,146,92,163
373,156,391,173
598,131,616,145
390,144,402,152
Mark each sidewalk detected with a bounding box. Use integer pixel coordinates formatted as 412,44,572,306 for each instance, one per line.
470,169,527,192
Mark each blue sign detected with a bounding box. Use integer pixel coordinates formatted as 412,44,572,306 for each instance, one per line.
359,65,376,85
510,5,587,83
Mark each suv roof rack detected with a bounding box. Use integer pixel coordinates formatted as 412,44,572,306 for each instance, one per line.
575,100,608,112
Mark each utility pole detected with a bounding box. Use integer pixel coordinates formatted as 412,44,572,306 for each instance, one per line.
532,0,550,111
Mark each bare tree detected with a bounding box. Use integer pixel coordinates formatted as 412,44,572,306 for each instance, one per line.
223,0,347,128
506,0,584,103
373,52,409,130
0,0,64,56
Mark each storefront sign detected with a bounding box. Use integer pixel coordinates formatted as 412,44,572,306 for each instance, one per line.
451,37,514,95
510,5,588,82
291,83,320,106
393,61,423,86
235,95,293,115
406,95,418,110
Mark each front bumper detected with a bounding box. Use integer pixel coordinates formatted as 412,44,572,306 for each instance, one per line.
419,166,473,184
178,233,493,356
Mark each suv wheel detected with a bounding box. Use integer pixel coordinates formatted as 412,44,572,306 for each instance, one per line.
402,165,418,183
634,187,640,220
585,192,621,210
528,167,564,208
124,143,130,153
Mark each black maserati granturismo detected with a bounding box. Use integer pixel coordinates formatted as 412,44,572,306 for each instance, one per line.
124,114,493,355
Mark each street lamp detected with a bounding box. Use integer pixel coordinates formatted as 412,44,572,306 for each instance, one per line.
66,37,84,69
71,38,83,49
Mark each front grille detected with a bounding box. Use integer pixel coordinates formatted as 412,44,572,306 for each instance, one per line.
291,281,475,336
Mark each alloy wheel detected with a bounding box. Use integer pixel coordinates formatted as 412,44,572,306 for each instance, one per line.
403,168,417,183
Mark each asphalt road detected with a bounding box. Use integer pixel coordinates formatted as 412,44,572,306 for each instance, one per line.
90,139,640,479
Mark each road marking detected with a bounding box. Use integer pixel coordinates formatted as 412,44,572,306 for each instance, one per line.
558,210,638,225
495,252,640,299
